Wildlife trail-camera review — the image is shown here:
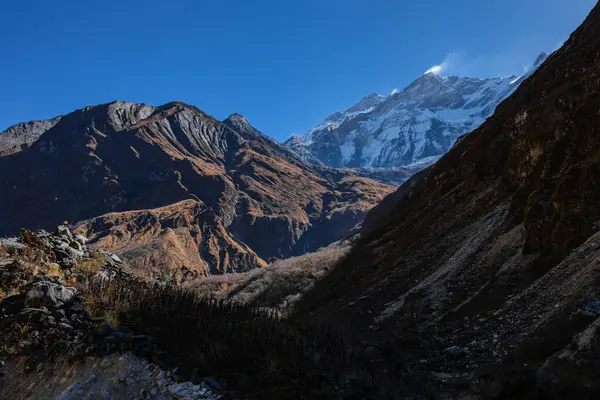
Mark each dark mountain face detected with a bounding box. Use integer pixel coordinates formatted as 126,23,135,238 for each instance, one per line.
0,101,393,277
295,4,600,397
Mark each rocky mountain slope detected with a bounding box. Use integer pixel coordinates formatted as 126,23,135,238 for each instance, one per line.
295,4,600,398
0,116,62,156
0,102,393,277
286,53,548,170
0,227,385,399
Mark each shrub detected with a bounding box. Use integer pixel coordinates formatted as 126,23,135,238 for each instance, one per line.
81,275,394,399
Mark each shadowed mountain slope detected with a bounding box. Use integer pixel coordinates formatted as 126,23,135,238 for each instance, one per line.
295,4,600,398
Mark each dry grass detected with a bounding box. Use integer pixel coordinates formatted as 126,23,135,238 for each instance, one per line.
80,278,121,328
45,263,66,281
75,252,109,274
186,242,350,315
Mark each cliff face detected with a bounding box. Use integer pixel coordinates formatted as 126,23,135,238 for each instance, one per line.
0,101,393,275
295,4,600,397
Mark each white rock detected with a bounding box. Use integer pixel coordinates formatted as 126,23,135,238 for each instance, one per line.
75,234,87,245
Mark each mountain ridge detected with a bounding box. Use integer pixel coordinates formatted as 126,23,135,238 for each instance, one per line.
285,52,549,170
0,100,393,277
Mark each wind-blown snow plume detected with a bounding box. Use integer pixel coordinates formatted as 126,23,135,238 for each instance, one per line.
425,63,445,75
424,51,461,75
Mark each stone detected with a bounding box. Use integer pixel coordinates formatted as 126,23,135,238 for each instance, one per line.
24,280,76,309
100,359,112,369
55,225,73,241
69,240,83,252
55,242,84,262
74,234,87,245
43,315,57,327
0,238,25,250
19,308,50,322
168,382,195,398
27,330,40,340
57,322,74,332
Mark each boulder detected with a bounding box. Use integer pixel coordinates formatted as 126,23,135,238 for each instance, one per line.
168,382,196,398
55,224,73,241
74,234,87,245
54,242,84,267
24,280,77,309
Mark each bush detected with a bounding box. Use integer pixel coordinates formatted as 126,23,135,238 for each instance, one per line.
81,275,394,399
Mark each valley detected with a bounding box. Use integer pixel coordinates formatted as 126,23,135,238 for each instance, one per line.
1,2,599,399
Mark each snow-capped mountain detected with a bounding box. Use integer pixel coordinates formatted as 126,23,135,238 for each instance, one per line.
285,52,549,169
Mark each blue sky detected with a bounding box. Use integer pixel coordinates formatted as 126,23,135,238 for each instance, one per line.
0,0,596,141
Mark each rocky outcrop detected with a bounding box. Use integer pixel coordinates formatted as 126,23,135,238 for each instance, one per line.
75,200,267,278
0,116,62,156
295,4,600,398
0,101,393,275
0,229,223,400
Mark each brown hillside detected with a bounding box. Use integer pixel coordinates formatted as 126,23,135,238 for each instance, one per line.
0,102,393,274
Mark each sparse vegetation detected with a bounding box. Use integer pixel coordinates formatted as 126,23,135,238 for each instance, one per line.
45,263,66,281
81,274,398,399
75,251,109,274
186,242,350,315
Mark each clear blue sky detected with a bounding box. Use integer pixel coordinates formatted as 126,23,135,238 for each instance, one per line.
0,0,596,141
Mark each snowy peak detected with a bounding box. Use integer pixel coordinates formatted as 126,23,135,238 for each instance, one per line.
346,92,386,114
406,71,444,92
302,92,387,146
324,111,345,124
283,135,324,166
286,52,549,170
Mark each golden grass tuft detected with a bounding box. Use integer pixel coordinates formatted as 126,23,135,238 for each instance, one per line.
44,263,65,280
75,252,109,274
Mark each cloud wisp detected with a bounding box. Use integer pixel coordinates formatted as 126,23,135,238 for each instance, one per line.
424,51,463,75
423,45,554,79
